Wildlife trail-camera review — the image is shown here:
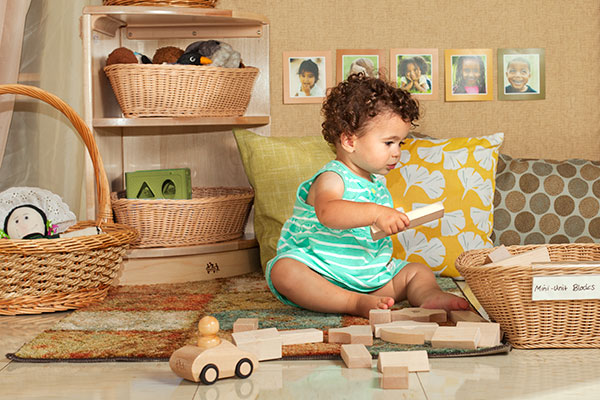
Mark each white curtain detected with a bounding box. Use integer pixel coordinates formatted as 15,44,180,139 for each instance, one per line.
0,0,93,220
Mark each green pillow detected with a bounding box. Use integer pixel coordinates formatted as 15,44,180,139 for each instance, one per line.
233,129,335,271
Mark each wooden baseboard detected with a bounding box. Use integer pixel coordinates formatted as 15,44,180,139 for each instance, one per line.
115,247,261,285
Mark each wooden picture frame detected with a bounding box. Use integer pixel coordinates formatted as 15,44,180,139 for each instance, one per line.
444,49,493,101
283,51,332,104
498,48,545,101
391,48,438,100
336,49,385,82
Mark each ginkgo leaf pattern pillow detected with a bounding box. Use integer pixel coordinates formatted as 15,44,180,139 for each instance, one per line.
384,133,504,277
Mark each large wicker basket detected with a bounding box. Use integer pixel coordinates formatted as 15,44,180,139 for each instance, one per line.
111,187,253,248
102,0,217,7
455,244,600,349
104,64,259,118
0,84,138,316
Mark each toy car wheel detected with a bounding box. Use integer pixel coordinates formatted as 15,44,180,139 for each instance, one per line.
200,363,219,385
235,358,254,379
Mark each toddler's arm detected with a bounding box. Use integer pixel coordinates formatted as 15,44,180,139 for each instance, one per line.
307,171,409,234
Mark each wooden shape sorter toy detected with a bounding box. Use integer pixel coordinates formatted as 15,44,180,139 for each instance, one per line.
169,316,259,385
232,327,282,361
328,325,373,345
370,202,444,240
377,350,430,373
341,344,372,368
391,307,447,323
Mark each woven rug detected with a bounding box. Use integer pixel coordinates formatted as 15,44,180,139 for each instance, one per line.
7,272,510,362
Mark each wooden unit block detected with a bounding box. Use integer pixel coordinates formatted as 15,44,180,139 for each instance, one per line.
279,328,323,345
379,328,425,345
449,310,487,324
380,366,409,390
377,350,429,373
456,321,501,347
391,307,447,323
233,318,259,333
484,245,512,264
369,309,391,331
231,328,282,361
371,202,444,240
430,326,481,350
373,321,439,339
486,246,550,267
340,344,372,368
328,325,373,345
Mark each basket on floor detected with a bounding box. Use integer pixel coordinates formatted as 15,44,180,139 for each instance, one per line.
455,244,600,349
0,84,138,316
104,64,259,118
111,186,253,248
102,0,218,7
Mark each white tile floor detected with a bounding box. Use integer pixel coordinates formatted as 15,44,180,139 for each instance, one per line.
2,312,600,399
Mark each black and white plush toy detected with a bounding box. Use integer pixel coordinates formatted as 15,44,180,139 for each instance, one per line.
182,40,242,68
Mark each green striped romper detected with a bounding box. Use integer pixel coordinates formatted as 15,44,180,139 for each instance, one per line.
265,160,408,307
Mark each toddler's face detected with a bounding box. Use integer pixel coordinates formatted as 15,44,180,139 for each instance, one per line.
461,58,481,86
506,61,531,91
406,63,422,80
299,70,316,91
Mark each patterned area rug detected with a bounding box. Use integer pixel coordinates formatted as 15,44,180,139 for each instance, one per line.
7,272,510,362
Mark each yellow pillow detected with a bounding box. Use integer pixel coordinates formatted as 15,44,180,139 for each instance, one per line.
233,129,335,271
384,133,504,277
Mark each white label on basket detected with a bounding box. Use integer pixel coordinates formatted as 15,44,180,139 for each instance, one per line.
532,275,600,301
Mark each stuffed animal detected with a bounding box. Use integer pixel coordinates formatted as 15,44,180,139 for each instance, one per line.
106,47,138,65
152,46,185,64
183,40,242,68
176,53,212,65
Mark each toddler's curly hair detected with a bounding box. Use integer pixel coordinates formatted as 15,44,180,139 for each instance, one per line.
321,73,420,145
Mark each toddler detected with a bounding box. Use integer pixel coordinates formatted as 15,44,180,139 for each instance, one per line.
505,57,536,93
267,74,470,318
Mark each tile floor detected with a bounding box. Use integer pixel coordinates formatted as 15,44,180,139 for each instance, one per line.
2,312,600,399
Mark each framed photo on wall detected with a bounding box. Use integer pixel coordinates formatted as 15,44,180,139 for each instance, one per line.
391,48,438,100
444,49,493,101
498,48,545,101
336,49,385,82
283,51,332,104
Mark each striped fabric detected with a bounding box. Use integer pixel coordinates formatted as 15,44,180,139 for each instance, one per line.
266,160,407,306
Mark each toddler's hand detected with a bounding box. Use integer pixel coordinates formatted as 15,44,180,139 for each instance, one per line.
373,206,409,236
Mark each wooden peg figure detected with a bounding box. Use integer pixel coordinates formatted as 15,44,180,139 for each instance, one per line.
197,315,222,349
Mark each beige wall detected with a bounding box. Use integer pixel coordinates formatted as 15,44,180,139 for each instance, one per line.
220,0,599,161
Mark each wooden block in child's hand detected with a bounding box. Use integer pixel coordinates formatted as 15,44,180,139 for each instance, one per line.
370,202,444,240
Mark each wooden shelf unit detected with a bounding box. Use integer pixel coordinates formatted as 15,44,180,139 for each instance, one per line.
80,6,269,280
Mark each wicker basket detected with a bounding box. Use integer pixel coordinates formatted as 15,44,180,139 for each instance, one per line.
111,187,253,248
455,244,600,349
0,84,138,316
102,0,217,7
103,64,259,118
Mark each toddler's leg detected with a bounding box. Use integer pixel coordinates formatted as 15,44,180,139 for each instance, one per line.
371,262,469,311
270,258,394,318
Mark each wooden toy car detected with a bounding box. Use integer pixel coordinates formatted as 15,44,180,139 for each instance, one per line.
169,340,259,385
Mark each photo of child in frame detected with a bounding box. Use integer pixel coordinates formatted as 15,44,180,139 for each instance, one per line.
451,55,487,95
503,54,539,94
397,55,433,94
343,55,378,79
289,57,327,98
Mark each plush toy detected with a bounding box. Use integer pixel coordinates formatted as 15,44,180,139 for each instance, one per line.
183,40,242,68
106,47,138,66
134,51,153,64
176,53,212,65
152,46,185,64
0,187,101,240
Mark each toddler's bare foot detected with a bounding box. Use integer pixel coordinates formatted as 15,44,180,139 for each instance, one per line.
420,291,469,311
351,293,394,318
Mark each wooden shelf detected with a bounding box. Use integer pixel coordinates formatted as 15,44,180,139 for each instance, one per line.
125,234,257,259
93,115,269,128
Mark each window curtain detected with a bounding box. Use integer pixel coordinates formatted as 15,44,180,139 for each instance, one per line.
0,0,92,220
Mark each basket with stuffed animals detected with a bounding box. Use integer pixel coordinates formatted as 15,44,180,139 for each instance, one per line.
0,84,138,316
103,41,259,118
